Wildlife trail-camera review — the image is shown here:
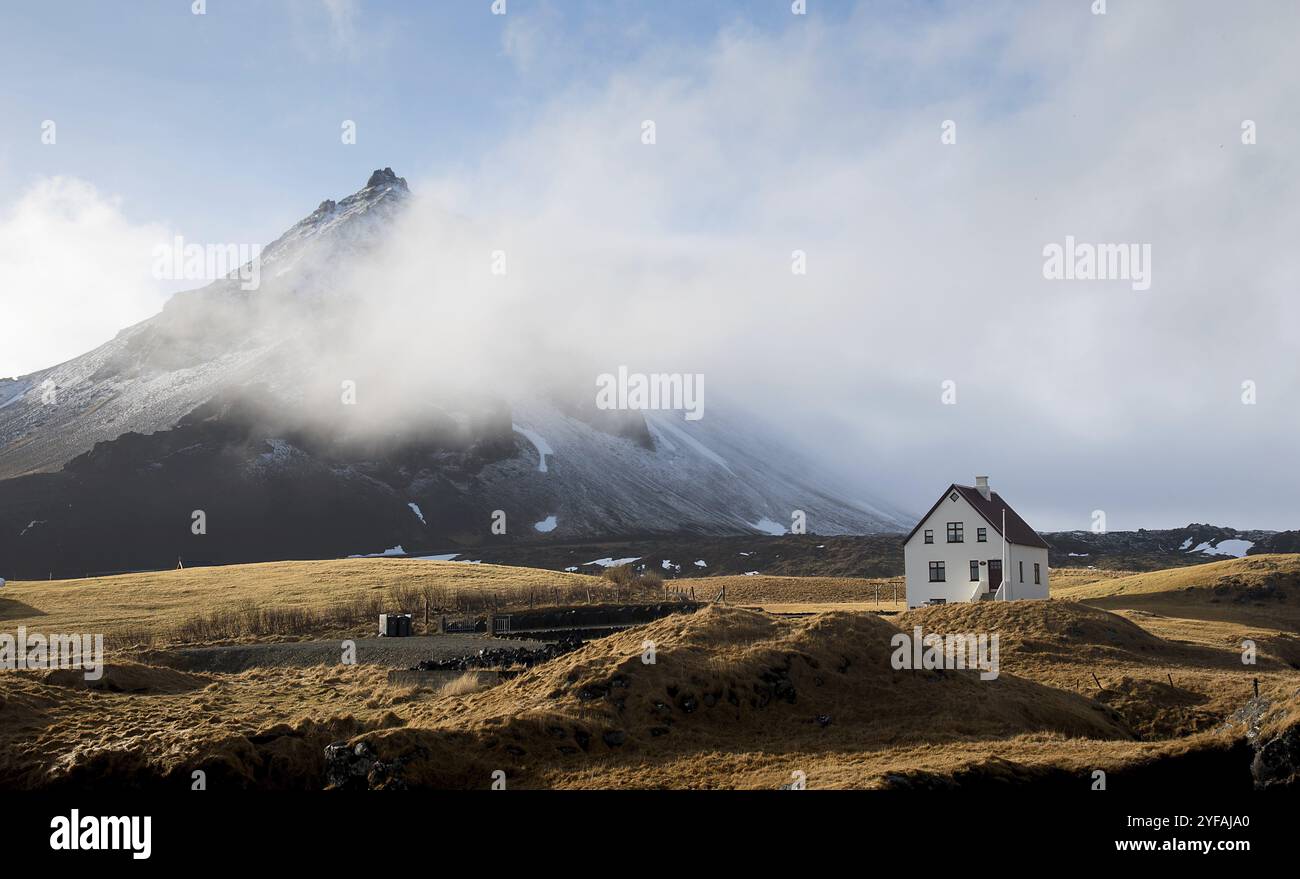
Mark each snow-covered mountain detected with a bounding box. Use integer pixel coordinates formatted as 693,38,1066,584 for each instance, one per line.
0,169,911,578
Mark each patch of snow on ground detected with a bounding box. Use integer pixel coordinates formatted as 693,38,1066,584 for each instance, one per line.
1068,552,1089,557
751,518,787,536
564,566,578,572
407,502,426,525
743,571,760,576
20,520,45,537
512,423,554,473
584,556,640,568
534,515,558,533
694,560,707,568
1193,539,1254,557
349,545,406,558
1179,537,1194,550
416,553,460,561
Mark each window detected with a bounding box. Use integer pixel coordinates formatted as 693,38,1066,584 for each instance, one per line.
977,527,987,542
1034,563,1041,585
924,529,934,544
1019,560,1024,583
969,561,980,582
928,561,946,582
946,522,963,543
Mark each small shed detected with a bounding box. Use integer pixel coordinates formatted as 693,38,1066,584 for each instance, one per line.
378,613,413,637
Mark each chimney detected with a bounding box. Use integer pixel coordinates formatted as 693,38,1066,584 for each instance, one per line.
975,476,991,500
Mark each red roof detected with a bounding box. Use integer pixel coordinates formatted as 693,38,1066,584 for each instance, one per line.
902,483,1051,550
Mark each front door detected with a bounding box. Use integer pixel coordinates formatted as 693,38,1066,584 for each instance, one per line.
987,560,1003,592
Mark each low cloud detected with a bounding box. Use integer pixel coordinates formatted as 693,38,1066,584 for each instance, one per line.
0,177,172,378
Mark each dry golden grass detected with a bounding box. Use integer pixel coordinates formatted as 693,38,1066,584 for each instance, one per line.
1056,553,1300,627
2,555,1298,789
740,601,906,614
698,574,903,605
436,671,492,698
0,558,608,646
1050,566,1137,590
898,599,1296,739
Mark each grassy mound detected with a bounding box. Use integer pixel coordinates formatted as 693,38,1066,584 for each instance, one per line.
41,662,211,694
1055,554,1300,627
343,605,1132,788
899,600,1168,660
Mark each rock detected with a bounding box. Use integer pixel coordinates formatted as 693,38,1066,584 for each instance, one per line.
1251,719,1300,789
366,167,409,191
602,730,626,747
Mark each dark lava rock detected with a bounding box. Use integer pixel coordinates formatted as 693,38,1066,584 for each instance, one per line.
602,730,627,747
414,637,584,673
324,739,406,790
1251,718,1300,789
577,683,608,701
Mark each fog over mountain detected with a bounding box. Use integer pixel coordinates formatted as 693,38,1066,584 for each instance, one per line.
2,1,1298,534
0,168,916,578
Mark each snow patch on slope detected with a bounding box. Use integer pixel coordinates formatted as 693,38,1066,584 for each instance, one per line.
751,517,787,536
512,423,554,473
1192,539,1253,557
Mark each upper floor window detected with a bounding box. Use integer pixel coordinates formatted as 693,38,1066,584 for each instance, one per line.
946,522,963,543
977,527,987,542
924,529,934,544
928,561,946,582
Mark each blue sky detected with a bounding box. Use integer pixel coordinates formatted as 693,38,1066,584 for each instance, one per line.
0,0,864,245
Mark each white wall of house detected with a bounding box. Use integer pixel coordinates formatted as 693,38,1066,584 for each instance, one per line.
1003,543,1050,600
902,489,1049,607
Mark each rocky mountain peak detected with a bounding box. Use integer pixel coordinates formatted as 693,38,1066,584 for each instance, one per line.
366,167,409,192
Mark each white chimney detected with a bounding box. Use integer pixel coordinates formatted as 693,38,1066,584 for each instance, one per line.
975,476,991,500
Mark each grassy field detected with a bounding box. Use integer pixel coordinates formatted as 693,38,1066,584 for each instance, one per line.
2,553,1298,789
1,559,625,646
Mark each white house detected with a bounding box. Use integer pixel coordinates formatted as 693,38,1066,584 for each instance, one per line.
902,476,1050,608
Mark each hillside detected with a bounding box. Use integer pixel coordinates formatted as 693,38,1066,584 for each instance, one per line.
1056,553,1300,627
3,597,1296,790
0,170,910,581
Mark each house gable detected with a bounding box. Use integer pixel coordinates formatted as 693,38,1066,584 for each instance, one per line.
903,483,1051,550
